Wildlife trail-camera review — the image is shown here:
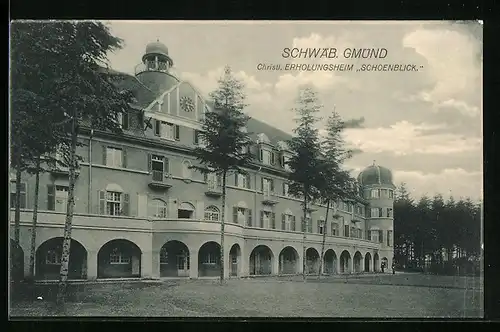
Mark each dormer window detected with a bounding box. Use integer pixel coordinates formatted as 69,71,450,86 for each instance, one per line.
260,149,276,166
281,154,291,171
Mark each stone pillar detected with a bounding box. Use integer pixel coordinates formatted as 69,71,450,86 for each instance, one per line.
273,254,279,275
348,256,354,274
189,250,198,279
23,251,31,278
279,253,284,275
224,251,230,279
240,247,248,277
151,250,160,279
86,250,98,280
140,251,153,279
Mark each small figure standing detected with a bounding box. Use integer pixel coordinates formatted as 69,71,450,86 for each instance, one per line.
392,262,396,275
381,262,385,273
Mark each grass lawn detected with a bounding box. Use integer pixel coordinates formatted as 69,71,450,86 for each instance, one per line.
9,273,483,318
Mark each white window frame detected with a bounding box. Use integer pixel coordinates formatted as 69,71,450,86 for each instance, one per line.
109,249,130,264
148,199,168,218
10,181,27,209
203,253,217,264
283,183,289,197
263,211,271,228
371,208,379,218
237,173,247,188
161,121,175,140
262,149,271,165
237,207,246,224
106,191,122,216
106,147,123,168
55,185,69,213
204,206,220,221
45,249,61,265
370,189,380,198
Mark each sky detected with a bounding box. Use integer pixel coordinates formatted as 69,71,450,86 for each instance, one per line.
104,20,483,202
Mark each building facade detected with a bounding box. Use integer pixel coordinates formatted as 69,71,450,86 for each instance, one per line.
10,41,395,281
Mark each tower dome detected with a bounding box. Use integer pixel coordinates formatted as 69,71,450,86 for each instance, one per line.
358,162,394,187
141,40,173,67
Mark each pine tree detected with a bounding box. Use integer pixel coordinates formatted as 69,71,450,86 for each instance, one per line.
316,110,357,279
286,86,323,281
191,66,253,284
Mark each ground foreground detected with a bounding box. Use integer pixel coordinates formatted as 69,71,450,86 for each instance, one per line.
10,273,483,318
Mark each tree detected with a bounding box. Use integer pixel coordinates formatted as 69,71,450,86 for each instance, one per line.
11,21,132,304
393,183,416,268
11,24,74,282
286,86,324,281
191,66,253,284
316,110,357,279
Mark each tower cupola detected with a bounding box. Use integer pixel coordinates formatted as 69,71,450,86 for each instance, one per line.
135,39,174,75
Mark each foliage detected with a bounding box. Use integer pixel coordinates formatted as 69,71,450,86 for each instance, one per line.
192,66,253,176
10,20,133,302
393,182,482,276
191,66,252,283
286,87,324,203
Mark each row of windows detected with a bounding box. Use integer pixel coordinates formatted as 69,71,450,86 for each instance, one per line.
10,181,381,225
369,189,394,199
370,207,394,218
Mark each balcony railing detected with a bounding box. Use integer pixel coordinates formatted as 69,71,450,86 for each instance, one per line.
205,180,222,197
262,190,279,205
148,170,171,190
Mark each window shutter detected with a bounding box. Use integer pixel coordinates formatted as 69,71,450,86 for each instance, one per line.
246,174,251,189
102,146,107,165
271,212,276,229
233,207,238,223
271,152,275,165
282,183,285,195
379,230,384,243
204,173,208,183
99,190,106,215
292,215,296,231
235,173,238,186
122,193,130,216
194,130,199,144
217,174,222,187
247,209,252,227
123,112,129,130
261,177,264,191
281,214,286,230
301,217,305,232
270,179,274,192
122,149,127,168
47,185,55,211
147,154,152,173
164,157,169,175
154,120,160,136
260,211,264,228
175,125,180,141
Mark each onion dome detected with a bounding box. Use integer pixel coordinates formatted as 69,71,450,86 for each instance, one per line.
357,161,394,187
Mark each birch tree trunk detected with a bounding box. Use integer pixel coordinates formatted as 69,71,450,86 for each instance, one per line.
318,200,330,279
14,164,22,244
219,170,227,284
302,192,308,282
57,116,77,305
28,156,41,279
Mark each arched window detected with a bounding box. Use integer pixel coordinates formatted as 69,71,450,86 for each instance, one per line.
109,247,130,264
182,160,192,179
204,205,220,221
178,202,195,219
46,249,61,265
148,199,167,218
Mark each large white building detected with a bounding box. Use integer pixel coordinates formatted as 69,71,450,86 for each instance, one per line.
10,41,395,281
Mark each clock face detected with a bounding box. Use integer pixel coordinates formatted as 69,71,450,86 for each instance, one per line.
180,96,195,112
